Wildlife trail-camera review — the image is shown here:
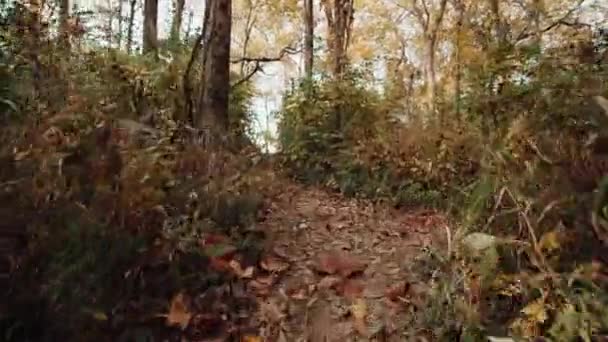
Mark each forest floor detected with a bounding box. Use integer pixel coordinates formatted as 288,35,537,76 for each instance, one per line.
239,176,451,342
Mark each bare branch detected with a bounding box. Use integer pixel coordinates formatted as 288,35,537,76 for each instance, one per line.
229,45,300,88
230,45,301,64
515,0,585,42
231,62,263,88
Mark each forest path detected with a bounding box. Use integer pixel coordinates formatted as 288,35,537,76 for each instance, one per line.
247,179,450,341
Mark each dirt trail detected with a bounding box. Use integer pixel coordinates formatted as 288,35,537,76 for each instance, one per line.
248,181,450,341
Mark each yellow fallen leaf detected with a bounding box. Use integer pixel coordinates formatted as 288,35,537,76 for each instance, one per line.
539,230,561,252
521,298,548,324
92,311,108,321
351,298,368,336
241,335,262,342
166,292,191,330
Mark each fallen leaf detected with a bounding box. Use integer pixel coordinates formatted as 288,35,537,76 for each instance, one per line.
385,281,410,301
166,293,192,330
260,254,290,273
307,303,332,342
351,298,368,336
230,260,254,279
289,287,308,300
314,250,367,277
241,335,262,342
249,275,275,295
318,275,342,290
340,279,364,299
210,257,231,273
260,299,285,324
521,298,548,323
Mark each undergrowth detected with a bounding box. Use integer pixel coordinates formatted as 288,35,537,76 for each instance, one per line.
277,46,608,340
0,10,271,340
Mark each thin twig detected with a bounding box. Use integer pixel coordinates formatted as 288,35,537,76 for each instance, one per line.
483,186,508,231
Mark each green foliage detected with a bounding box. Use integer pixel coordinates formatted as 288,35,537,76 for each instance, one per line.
277,20,608,340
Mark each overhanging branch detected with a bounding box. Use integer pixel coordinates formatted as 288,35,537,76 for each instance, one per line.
515,1,585,42
229,45,300,88
230,45,301,64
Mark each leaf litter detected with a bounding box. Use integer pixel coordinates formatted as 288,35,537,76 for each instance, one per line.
245,181,450,341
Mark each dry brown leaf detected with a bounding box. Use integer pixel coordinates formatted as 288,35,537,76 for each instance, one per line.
385,281,410,301
307,303,332,342
318,275,342,290
249,275,275,295
314,250,367,277
260,255,290,273
229,260,254,279
166,292,192,330
260,299,285,324
340,279,364,299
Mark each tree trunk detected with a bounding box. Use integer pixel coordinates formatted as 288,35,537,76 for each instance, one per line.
185,11,194,41
321,0,354,130
303,0,313,80
105,0,114,49
117,0,123,48
59,0,70,51
196,0,232,136
169,0,185,46
126,0,136,53
426,37,438,119
322,0,354,78
240,0,255,75
454,0,465,121
143,0,158,56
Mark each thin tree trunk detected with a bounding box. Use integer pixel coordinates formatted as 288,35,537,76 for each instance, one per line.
59,0,70,51
185,11,194,41
322,0,354,78
321,0,354,130
426,37,438,118
106,0,114,49
240,0,255,75
126,0,136,53
454,0,465,120
143,0,158,57
117,0,123,48
197,0,232,136
169,0,186,46
303,0,313,80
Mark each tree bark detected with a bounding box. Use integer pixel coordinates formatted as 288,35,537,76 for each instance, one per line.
169,0,186,46
59,0,70,51
196,0,232,136
240,0,256,75
143,0,158,56
117,0,123,48
322,0,354,78
303,0,313,80
126,0,136,53
453,0,465,121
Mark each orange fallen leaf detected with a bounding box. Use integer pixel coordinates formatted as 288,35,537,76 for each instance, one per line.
166,292,191,330
241,335,262,342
